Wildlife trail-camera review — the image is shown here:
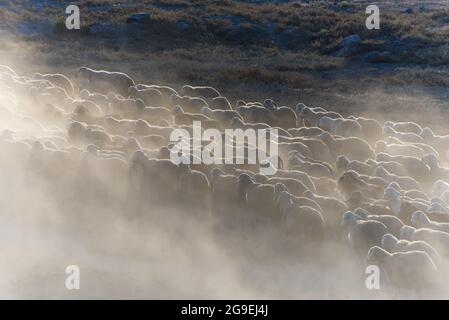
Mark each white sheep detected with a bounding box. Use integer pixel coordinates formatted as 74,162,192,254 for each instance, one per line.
367,246,438,293
401,225,449,257
78,67,136,97
342,211,389,255
381,233,440,262
411,211,449,233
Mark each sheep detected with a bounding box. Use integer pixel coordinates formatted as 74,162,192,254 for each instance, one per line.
201,107,241,127
318,116,363,138
170,94,209,113
432,180,449,198
373,166,422,191
206,96,232,110
272,169,317,193
274,188,322,214
288,126,324,138
135,84,178,103
308,176,338,197
178,162,210,210
299,106,341,127
422,153,449,183
375,140,425,158
242,105,275,126
342,211,389,256
404,189,429,202
276,189,324,243
421,127,449,157
238,173,279,227
303,190,347,231
128,86,165,107
411,211,449,233
289,153,333,178
294,137,333,163
181,85,220,99
271,105,298,130
319,132,375,162
383,125,423,144
367,246,438,293
381,234,440,263
338,170,384,200
336,155,373,176
258,175,309,197
350,116,383,145
172,105,210,126
353,207,404,238
376,153,430,187
32,73,75,97
385,121,423,136
401,225,449,257
366,159,408,177
78,67,136,97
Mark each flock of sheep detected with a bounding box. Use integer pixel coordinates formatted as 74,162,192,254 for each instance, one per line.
1,64,449,298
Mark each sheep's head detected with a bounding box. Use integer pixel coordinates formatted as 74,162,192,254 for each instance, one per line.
135,98,145,110
275,189,292,214
354,207,369,219
422,153,439,170
180,85,193,96
210,168,224,183
130,150,147,166
238,173,254,190
128,86,138,95
273,183,288,201
173,105,184,116
374,166,389,179
124,137,142,153
367,246,390,264
254,174,268,183
230,116,244,129
411,210,430,227
384,186,401,215
388,181,401,192
381,234,398,252
421,127,434,141
235,100,246,108
336,155,349,170
158,146,171,160
67,121,85,140
374,140,388,153
382,125,396,137
86,144,98,156
263,99,277,111
200,106,213,118
338,171,363,194
400,225,415,240
318,116,333,132
318,131,333,145
341,211,360,229
428,202,449,214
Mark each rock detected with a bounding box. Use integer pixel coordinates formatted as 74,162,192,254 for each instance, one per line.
335,34,362,57
126,13,151,24
364,51,397,63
